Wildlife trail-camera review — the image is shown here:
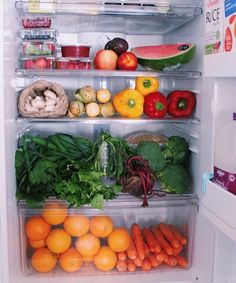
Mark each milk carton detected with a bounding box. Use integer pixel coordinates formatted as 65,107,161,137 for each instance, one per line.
205,0,223,55
224,0,236,52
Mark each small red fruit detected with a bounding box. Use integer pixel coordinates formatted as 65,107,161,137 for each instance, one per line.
24,59,35,69
94,49,118,70
117,51,138,71
35,58,47,69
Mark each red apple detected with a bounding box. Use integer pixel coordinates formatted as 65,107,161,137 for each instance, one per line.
117,51,138,71
94,49,118,70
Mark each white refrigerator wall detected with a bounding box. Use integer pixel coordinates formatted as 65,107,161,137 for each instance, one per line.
0,1,233,283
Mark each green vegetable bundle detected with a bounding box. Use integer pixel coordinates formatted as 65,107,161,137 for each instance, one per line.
15,133,121,208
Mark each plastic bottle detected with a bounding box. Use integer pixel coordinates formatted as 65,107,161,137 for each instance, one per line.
214,113,236,194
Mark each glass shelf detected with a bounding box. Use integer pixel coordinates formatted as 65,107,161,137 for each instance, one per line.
15,1,202,35
16,68,201,79
16,116,200,124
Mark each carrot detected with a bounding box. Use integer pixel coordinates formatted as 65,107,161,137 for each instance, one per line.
126,239,137,260
172,244,183,256
168,224,187,245
155,251,168,263
143,241,151,256
127,259,136,272
131,224,145,260
176,255,188,268
116,259,127,272
142,228,161,253
117,252,127,261
151,226,173,255
148,253,159,268
159,223,180,248
133,256,143,267
165,256,177,267
141,258,152,272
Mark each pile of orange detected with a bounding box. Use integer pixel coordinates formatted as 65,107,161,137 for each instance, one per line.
25,201,131,274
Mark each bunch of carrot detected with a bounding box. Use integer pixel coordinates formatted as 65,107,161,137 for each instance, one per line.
116,222,188,272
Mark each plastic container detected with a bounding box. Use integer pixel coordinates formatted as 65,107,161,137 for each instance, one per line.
18,29,57,41
61,45,91,57
214,112,236,195
21,41,56,56
18,196,196,276
21,16,52,29
20,56,55,69
56,58,91,70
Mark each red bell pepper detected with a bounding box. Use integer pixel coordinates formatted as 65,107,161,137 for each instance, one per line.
144,92,167,118
167,90,196,118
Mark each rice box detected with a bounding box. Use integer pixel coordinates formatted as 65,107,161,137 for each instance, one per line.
205,0,223,55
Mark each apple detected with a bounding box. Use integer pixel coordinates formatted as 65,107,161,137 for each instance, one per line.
117,51,138,71
94,49,118,70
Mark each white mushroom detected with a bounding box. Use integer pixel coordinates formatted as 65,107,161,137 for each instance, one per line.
44,90,57,101
44,105,55,112
31,98,46,110
25,102,38,112
46,99,57,107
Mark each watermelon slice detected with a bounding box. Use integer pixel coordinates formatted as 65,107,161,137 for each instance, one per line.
131,43,196,71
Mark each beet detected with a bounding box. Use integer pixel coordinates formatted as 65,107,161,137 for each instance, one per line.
120,156,155,207
105,38,129,56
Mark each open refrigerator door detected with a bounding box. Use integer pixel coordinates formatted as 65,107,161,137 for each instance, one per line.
1,1,236,283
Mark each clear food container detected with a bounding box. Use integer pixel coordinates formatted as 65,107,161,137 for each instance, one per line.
21,16,52,29
18,29,57,41
20,56,55,69
56,58,91,70
18,196,196,276
21,41,56,56
61,45,91,57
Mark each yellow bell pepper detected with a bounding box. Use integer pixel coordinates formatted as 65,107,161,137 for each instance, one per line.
135,77,159,96
112,89,144,118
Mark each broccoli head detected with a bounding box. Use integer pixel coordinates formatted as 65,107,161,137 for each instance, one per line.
162,136,190,166
158,164,191,194
135,141,166,174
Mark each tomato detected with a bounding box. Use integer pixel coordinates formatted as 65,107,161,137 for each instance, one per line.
117,52,138,71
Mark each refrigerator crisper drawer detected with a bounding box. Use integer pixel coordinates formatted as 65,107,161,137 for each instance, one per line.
18,197,197,277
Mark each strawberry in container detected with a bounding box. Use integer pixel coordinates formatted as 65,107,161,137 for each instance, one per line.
56,58,91,70
22,42,55,56
22,57,55,69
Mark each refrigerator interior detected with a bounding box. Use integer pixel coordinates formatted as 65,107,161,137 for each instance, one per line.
0,0,236,283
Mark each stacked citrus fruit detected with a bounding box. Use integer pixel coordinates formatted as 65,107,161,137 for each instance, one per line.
25,201,131,273
25,201,188,274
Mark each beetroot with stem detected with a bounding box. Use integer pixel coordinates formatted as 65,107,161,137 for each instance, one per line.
121,156,156,207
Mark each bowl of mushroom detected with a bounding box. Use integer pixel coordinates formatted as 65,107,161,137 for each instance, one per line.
18,80,69,118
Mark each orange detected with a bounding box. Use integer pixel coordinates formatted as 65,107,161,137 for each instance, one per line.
64,215,90,237
29,239,46,249
31,247,57,273
25,217,51,241
90,215,113,238
108,227,131,252
59,247,83,272
75,233,100,257
46,229,71,254
94,246,117,271
82,255,94,263
42,202,68,225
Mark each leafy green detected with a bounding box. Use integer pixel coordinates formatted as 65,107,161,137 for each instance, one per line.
135,141,166,174
89,132,134,180
158,164,191,194
162,136,189,166
15,133,121,208
54,170,121,209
